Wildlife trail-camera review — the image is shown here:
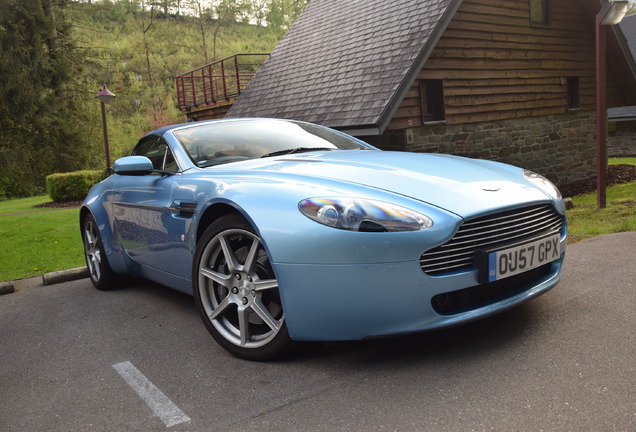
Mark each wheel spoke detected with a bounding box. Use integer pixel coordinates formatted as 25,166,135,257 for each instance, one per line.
237,305,250,347
242,237,261,274
218,234,240,273
250,298,280,331
84,224,102,280
85,228,95,248
200,267,232,288
208,293,233,321
92,252,102,280
253,278,278,292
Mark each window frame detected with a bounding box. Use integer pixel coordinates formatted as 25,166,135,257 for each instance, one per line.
530,0,549,25
566,76,581,110
132,135,180,174
419,79,446,123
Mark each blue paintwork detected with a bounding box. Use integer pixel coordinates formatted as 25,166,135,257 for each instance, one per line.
113,156,153,174
276,256,565,341
82,119,567,341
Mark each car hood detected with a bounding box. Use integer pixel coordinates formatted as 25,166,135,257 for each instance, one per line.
223,150,553,218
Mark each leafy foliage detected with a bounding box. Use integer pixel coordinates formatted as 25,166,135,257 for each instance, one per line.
0,0,308,200
0,0,98,199
46,170,105,202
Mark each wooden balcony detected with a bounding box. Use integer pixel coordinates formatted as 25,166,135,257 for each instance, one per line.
175,53,269,120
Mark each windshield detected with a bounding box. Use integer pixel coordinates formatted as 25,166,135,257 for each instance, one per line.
173,120,373,167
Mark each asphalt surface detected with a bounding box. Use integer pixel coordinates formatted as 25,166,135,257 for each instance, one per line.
0,233,634,431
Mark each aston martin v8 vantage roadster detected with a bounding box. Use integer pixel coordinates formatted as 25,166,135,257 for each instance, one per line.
81,118,567,360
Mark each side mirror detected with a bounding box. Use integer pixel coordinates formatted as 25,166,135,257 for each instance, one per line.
113,156,153,175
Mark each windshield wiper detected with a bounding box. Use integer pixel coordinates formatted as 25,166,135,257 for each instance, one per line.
260,147,334,158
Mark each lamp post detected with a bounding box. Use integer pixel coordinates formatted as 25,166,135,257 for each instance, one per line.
596,1,629,209
95,85,116,174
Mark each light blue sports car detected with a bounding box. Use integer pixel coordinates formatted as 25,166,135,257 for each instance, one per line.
81,118,567,360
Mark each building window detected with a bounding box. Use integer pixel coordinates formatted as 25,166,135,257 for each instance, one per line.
567,77,580,109
530,0,548,25
420,80,445,123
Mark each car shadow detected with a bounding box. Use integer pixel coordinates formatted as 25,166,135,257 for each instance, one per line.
288,302,541,366
123,280,196,309
113,279,543,365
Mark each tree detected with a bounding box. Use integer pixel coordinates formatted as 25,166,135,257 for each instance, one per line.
0,0,95,198
210,0,253,59
266,0,309,30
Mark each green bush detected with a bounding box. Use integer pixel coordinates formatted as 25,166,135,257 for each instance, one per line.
0,176,42,201
46,170,106,202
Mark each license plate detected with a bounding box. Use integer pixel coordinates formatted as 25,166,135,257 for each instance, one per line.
484,233,561,282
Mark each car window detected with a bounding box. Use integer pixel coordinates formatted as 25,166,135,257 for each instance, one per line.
173,120,372,168
132,136,179,173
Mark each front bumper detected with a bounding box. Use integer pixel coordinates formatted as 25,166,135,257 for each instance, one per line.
275,252,565,341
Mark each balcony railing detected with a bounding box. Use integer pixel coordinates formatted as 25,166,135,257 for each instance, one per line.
175,53,269,112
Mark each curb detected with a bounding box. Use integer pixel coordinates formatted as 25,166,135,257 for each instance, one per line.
0,267,89,296
0,281,14,295
43,267,89,286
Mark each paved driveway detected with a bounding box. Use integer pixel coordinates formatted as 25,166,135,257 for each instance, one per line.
0,233,634,431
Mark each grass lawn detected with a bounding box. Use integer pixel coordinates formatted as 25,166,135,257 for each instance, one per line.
0,195,57,213
567,180,636,242
609,157,636,165
0,196,84,281
567,157,635,242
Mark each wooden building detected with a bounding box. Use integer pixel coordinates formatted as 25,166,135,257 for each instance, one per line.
608,12,636,157
192,0,636,189
391,0,636,128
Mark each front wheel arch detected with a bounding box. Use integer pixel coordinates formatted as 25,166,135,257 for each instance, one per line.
195,203,245,244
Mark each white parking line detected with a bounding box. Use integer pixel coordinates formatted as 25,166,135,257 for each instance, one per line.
113,361,191,427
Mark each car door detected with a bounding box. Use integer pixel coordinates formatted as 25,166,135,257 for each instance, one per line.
111,135,183,275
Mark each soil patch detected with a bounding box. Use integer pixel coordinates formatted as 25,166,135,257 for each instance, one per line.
34,200,82,209
559,164,636,197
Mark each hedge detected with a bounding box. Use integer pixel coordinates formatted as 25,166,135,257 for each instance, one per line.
46,170,106,202
0,176,41,201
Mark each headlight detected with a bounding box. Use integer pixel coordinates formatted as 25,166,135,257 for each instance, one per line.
523,170,562,200
299,198,433,232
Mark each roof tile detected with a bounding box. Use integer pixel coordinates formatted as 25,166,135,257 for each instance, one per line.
227,0,457,131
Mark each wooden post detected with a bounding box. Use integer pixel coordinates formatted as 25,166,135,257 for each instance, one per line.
596,15,607,209
100,101,112,175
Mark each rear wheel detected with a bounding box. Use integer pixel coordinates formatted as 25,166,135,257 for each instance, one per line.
193,215,292,360
82,213,118,290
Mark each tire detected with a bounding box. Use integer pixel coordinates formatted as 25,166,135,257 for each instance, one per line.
193,214,293,361
82,213,118,290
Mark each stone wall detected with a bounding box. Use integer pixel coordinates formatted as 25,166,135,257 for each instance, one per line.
368,111,597,190
608,121,636,157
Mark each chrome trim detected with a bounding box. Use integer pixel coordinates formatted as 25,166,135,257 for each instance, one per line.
420,205,564,275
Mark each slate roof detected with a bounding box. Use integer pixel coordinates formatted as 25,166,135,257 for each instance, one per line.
226,0,460,135
609,14,636,121
619,13,636,61
607,105,636,120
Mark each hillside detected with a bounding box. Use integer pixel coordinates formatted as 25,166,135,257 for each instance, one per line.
68,1,287,159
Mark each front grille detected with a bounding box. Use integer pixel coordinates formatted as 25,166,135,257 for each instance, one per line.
420,204,564,275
